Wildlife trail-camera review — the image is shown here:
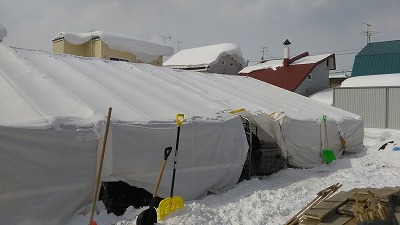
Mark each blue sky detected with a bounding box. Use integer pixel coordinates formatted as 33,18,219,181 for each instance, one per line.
1,0,399,73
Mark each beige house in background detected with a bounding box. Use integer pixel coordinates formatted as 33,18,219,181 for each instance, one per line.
52,31,174,66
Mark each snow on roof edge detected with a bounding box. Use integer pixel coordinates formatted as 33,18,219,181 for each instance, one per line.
54,31,174,57
239,53,334,74
341,73,400,87
163,43,246,67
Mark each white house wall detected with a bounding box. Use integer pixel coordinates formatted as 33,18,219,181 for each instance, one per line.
296,62,330,96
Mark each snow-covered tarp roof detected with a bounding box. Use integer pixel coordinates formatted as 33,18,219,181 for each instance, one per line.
240,53,333,74
341,73,400,87
163,43,247,69
0,23,7,42
54,31,174,63
0,44,358,128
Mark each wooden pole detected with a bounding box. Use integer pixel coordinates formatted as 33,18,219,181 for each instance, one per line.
89,107,112,225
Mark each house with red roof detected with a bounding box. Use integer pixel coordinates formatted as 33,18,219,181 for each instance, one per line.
239,40,336,96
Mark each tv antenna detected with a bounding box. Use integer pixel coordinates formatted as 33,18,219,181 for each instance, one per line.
176,40,183,51
259,46,268,61
159,35,172,44
361,22,378,44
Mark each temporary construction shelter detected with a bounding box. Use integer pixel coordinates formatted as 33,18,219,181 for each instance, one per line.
0,43,364,224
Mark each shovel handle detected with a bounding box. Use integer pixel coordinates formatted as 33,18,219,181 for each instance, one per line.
176,114,184,127
323,115,327,122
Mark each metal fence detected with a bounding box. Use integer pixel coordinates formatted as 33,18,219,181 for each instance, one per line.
333,86,400,129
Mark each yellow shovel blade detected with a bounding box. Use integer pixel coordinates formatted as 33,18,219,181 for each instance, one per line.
157,196,184,220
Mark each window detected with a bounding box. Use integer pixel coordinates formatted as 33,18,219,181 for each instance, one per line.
110,57,129,62
230,62,234,66
221,60,225,65
307,73,312,81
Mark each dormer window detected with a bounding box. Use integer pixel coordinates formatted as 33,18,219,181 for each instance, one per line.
307,73,312,81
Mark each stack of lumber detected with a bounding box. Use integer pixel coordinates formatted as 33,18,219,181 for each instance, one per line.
290,186,400,225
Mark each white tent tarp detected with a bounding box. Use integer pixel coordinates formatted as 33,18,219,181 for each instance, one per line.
0,43,364,224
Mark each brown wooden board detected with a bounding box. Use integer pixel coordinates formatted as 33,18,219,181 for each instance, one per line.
304,201,348,221
338,202,357,216
327,191,357,202
299,218,320,225
319,214,353,225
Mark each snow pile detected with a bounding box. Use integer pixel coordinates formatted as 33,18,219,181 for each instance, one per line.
0,23,7,42
309,88,333,105
67,128,400,225
341,73,400,87
54,31,174,63
163,43,247,68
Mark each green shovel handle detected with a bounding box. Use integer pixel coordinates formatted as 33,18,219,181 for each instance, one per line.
323,115,327,122
176,114,184,127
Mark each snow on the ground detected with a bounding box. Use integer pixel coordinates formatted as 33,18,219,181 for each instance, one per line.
67,128,400,225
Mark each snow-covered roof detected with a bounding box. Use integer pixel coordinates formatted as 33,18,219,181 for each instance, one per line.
163,43,247,68
53,31,174,63
341,73,400,87
240,53,333,74
309,88,333,106
0,23,7,42
0,43,360,129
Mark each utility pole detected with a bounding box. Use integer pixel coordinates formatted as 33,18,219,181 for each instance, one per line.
362,22,377,44
259,46,268,61
176,40,182,51
159,35,172,44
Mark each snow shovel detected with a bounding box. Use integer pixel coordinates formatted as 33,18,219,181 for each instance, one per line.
157,114,185,220
322,115,336,163
136,146,172,225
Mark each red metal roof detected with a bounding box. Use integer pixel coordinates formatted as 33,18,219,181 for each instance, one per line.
240,53,335,91
243,64,315,91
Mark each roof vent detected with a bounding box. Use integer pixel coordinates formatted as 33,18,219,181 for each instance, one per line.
283,39,291,45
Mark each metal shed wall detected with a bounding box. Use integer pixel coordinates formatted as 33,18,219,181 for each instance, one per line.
333,87,400,129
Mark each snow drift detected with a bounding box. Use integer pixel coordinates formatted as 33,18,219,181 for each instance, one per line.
0,43,364,224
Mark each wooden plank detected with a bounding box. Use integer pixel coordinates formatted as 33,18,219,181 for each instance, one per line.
395,212,400,223
299,218,320,225
327,191,358,202
314,201,347,210
319,214,353,225
338,202,356,216
304,200,348,222
373,187,400,197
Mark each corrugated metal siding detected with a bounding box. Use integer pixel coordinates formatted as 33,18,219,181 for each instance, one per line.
352,40,400,76
334,88,386,128
334,87,400,129
358,40,400,55
388,87,400,129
